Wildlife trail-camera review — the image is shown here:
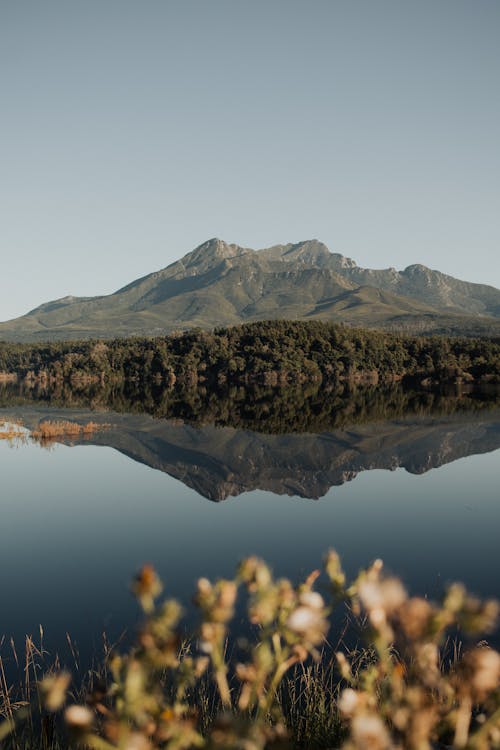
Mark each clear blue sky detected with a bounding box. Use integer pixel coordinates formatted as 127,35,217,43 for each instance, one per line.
1,0,499,322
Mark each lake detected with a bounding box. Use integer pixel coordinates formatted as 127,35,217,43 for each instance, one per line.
0,384,499,673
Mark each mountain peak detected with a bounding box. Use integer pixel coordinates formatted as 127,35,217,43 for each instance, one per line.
181,238,250,272
404,263,431,275
280,239,331,265
260,239,356,271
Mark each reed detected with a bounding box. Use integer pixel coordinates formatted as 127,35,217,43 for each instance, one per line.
30,421,108,440
0,418,109,446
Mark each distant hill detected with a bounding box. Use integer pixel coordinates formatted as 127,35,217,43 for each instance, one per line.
1,238,499,341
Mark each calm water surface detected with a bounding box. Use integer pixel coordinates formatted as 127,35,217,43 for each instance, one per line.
1,402,499,669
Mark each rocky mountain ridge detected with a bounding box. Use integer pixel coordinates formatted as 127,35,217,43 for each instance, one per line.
1,238,499,341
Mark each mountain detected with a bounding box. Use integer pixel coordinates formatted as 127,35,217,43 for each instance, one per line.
1,238,499,341
5,406,500,501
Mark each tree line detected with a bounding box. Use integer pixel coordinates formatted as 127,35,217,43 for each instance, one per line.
0,320,499,386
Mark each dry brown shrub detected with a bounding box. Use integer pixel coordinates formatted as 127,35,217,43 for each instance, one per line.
30,420,110,441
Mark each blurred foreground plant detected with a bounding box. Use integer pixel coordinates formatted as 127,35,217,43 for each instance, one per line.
1,551,499,749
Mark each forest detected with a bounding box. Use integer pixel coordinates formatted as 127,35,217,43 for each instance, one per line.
0,320,499,387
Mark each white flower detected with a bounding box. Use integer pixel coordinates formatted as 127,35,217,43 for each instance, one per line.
299,591,325,610
338,688,359,716
358,578,406,614
287,606,322,634
64,704,94,730
351,713,390,749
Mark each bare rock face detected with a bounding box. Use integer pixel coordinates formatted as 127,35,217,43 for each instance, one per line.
181,238,251,274
1,238,499,341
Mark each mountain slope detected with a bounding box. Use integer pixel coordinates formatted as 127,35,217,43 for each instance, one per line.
1,238,499,341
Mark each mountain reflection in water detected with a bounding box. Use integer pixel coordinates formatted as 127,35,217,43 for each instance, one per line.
1,382,499,670
2,383,499,501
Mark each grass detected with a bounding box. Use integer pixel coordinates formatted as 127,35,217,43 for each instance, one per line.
30,420,109,440
1,551,499,749
0,418,110,463
0,637,362,750
0,418,110,448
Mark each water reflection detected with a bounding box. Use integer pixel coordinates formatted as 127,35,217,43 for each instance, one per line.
1,380,499,434
0,382,499,670
1,382,499,501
